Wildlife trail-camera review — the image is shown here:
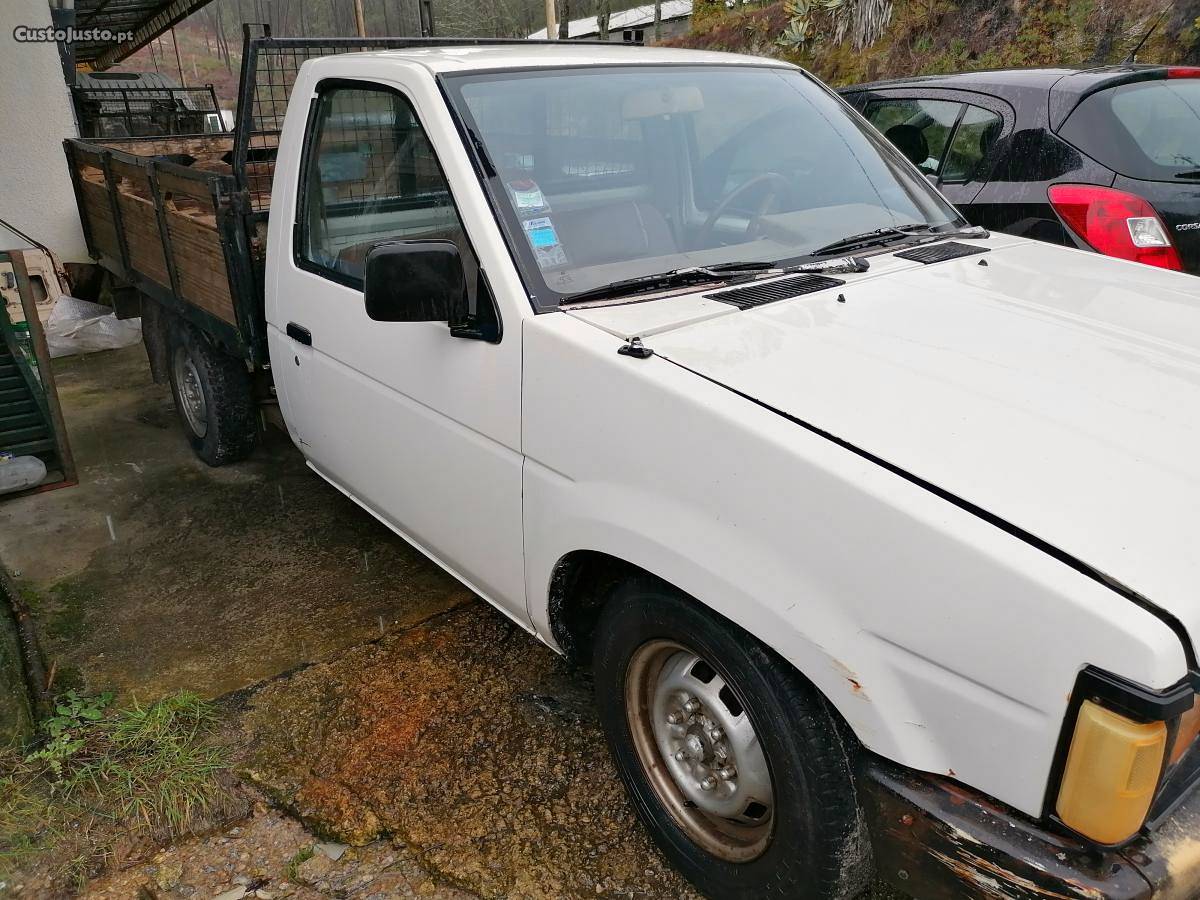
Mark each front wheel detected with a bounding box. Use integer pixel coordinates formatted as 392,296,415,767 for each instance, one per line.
167,322,257,467
592,580,869,899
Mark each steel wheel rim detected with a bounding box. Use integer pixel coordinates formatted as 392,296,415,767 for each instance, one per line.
172,347,208,439
626,639,775,862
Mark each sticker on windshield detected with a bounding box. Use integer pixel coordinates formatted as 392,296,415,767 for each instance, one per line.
523,216,568,269
508,179,549,214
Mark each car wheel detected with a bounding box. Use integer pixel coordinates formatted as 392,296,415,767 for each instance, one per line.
167,321,257,467
592,578,869,899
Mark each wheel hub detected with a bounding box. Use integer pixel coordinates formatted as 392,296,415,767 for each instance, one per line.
173,348,208,438
626,640,775,861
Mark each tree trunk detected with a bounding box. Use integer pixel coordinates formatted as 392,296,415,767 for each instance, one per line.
653,0,661,41
558,0,569,38
597,0,610,39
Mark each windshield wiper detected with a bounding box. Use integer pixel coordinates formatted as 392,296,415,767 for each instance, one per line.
560,256,874,305
810,223,939,258
561,262,777,305
810,223,987,258
559,267,729,307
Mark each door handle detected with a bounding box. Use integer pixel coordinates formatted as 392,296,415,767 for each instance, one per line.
286,322,312,346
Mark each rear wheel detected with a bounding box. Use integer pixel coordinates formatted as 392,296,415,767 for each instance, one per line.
167,322,257,467
592,580,869,899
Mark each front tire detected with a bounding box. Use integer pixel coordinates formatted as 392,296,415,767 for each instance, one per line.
167,322,257,467
592,579,869,899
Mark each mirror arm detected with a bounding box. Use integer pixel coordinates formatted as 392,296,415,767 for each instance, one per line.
449,270,503,344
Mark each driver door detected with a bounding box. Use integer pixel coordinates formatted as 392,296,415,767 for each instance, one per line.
266,78,527,621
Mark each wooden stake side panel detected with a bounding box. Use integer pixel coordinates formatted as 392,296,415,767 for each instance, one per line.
68,142,241,328
166,209,237,325
109,159,170,287
80,179,120,262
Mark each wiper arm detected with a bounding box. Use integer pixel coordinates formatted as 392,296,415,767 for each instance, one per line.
810,223,987,258
560,257,874,305
810,223,935,257
561,267,732,305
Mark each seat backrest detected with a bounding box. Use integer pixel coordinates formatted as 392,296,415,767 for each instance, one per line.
884,123,930,167
551,201,677,268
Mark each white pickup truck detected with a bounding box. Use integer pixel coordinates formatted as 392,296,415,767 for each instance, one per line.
67,36,1200,900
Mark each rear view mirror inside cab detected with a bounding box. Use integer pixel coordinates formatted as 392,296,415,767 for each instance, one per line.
621,86,705,119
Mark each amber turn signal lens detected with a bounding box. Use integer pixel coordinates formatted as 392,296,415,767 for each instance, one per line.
1056,700,1167,845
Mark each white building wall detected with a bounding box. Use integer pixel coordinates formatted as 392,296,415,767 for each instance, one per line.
0,0,88,261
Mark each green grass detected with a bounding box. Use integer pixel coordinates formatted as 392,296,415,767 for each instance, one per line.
285,844,315,881
0,691,235,889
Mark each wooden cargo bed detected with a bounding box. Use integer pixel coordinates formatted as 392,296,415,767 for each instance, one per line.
65,134,266,363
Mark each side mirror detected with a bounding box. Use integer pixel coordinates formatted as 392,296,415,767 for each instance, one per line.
363,240,465,323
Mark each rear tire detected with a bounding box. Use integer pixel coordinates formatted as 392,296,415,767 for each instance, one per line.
167,321,257,467
592,579,869,900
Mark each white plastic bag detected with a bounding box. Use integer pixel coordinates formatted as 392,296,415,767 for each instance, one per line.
0,454,46,495
45,296,141,359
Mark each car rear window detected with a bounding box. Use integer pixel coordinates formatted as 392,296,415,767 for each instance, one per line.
1059,79,1200,181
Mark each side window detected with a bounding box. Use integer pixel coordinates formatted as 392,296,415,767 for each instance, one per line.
940,105,1003,183
298,83,470,287
864,97,963,176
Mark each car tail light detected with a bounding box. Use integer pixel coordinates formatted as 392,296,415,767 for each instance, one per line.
1167,66,1200,78
1048,184,1183,271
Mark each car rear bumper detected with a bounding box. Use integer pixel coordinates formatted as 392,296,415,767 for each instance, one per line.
858,755,1200,899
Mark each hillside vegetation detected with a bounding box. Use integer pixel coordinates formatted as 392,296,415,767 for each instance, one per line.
674,0,1200,87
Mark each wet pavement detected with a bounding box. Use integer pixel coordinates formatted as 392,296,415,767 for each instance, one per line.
0,346,473,699
232,605,698,899
2,346,902,899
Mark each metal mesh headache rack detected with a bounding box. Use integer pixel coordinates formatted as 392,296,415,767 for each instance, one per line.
232,24,630,217
72,84,224,139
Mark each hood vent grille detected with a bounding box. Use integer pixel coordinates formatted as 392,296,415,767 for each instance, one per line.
706,274,844,310
894,241,989,264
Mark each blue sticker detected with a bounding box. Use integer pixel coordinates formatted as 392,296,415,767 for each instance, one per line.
522,216,568,268
524,216,559,248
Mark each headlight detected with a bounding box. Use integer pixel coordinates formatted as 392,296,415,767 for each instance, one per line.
1052,667,1197,846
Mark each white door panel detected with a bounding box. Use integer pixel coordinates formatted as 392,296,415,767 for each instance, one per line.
266,71,527,621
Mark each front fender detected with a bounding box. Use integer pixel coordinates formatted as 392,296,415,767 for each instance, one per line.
522,313,1186,818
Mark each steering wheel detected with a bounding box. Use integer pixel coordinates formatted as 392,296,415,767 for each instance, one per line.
699,172,792,244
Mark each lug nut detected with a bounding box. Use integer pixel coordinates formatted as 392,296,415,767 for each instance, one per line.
707,726,724,742
700,776,718,791
667,711,684,725
674,749,688,762
717,766,737,781
683,698,701,715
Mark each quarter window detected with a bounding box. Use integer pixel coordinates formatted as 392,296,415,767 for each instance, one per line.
297,84,470,287
941,105,1003,183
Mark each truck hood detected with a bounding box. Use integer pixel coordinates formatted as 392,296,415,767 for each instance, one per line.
567,237,1200,656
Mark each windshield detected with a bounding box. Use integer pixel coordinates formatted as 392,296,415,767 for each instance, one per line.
1060,79,1200,181
442,65,963,306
